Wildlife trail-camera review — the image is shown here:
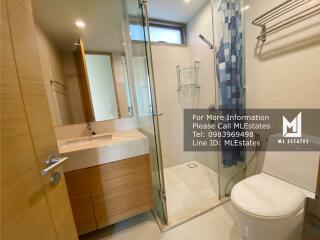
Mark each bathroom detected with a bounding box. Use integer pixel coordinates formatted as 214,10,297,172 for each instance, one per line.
1,0,320,240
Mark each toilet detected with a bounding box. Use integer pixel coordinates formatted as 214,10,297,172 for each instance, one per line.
231,149,320,240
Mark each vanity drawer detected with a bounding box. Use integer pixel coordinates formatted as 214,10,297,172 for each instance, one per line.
64,154,154,234
65,169,97,235
88,154,154,228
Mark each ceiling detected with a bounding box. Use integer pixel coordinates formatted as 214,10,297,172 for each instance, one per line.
32,0,125,52
147,0,209,23
32,0,208,52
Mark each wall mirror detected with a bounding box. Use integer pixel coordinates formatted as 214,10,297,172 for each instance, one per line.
31,0,134,127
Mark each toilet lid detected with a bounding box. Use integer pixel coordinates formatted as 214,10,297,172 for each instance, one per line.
231,173,306,218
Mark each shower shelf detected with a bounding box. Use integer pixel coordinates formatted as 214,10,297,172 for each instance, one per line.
176,61,200,91
252,0,320,42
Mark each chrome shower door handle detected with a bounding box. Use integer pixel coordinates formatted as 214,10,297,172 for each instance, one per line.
40,156,68,176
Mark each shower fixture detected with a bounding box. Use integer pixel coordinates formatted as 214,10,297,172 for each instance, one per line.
199,34,214,49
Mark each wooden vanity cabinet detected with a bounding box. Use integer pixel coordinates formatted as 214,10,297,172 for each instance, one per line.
64,168,97,235
64,154,154,235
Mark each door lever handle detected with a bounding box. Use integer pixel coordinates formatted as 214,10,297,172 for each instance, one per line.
40,156,68,176
153,112,163,117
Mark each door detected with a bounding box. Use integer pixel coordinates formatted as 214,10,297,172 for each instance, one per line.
1,0,78,239
123,0,168,224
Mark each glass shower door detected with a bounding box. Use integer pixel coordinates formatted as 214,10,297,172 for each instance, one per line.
123,0,168,225
211,0,247,198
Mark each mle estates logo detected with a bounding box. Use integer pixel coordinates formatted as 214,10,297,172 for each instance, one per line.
278,112,309,145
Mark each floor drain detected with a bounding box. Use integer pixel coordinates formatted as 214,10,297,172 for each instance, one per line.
187,163,198,168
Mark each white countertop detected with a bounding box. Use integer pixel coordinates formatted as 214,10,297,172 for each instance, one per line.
59,129,149,172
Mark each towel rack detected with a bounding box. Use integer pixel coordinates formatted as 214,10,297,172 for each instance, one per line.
252,0,320,42
50,80,68,90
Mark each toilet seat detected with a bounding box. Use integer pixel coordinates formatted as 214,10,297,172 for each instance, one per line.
231,173,306,219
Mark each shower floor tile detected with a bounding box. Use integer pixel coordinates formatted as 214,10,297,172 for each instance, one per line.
164,161,228,229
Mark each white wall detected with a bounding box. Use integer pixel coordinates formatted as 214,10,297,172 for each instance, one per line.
187,1,216,109
151,1,219,171
245,0,320,109
244,0,320,172
151,45,196,168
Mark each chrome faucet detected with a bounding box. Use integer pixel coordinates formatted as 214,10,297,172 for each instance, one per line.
86,122,96,136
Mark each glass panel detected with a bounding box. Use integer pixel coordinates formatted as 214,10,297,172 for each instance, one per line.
124,0,168,224
212,0,247,198
148,0,220,225
121,56,134,117
132,57,152,116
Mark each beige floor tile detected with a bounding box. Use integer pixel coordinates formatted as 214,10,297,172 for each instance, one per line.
164,161,222,226
163,168,180,185
81,202,244,240
171,162,217,193
196,187,218,201
166,180,203,218
80,212,161,240
213,201,236,225
164,207,243,240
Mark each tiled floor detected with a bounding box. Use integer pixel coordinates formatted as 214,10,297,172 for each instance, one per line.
164,161,227,227
78,159,314,240
80,201,244,240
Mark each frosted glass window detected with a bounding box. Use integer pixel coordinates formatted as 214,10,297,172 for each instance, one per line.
130,24,184,44
149,26,182,44
85,54,118,121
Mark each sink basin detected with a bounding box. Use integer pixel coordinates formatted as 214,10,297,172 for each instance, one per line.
60,134,112,149
58,130,149,172
57,129,149,156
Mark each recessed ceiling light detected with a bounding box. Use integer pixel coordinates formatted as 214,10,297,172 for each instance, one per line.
75,20,85,28
184,0,191,3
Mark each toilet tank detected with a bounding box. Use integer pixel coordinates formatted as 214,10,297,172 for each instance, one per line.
263,136,320,194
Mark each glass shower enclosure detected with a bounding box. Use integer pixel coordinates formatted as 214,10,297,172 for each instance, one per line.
123,0,247,226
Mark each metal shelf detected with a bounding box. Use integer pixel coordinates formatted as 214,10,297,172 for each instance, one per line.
176,61,200,92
